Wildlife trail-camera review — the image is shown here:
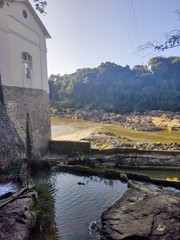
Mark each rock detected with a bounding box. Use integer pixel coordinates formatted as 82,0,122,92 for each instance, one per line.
0,187,37,240
89,221,99,231
0,192,13,200
89,221,102,238
119,173,128,181
101,185,180,240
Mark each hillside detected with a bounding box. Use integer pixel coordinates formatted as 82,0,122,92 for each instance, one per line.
49,56,180,113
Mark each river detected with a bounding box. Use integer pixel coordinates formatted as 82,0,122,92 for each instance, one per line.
51,117,180,144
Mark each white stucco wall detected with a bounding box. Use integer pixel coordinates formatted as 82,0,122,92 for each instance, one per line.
0,0,49,92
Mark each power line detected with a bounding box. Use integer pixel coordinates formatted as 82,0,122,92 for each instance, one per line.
127,0,140,46
127,0,139,46
114,0,134,46
129,0,141,45
140,0,146,42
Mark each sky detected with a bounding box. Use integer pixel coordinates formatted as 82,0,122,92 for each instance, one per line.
30,0,180,75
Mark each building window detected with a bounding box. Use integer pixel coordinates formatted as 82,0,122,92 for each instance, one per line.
22,10,27,18
21,52,32,79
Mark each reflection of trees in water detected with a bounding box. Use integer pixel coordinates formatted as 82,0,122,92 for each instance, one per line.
58,170,122,187
34,171,121,191
82,175,117,187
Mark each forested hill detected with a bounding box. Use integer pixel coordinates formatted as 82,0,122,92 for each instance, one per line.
49,56,180,113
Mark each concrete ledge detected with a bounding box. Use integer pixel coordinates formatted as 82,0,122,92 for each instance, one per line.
49,140,91,154
91,147,180,156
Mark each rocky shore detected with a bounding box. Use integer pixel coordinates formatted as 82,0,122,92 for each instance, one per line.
82,132,180,151
101,181,180,240
54,109,180,132
0,185,37,240
0,162,38,240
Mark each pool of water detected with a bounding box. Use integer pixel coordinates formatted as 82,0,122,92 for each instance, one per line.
32,172,127,240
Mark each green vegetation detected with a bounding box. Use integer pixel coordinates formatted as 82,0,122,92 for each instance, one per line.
49,56,180,113
95,163,113,171
33,183,58,239
28,159,52,174
139,186,149,191
0,161,22,181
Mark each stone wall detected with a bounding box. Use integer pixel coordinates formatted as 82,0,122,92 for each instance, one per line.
49,140,91,154
0,102,25,168
99,152,180,169
2,86,51,158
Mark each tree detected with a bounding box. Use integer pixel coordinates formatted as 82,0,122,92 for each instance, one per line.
138,30,180,56
48,57,180,113
138,10,180,54
0,0,47,14
154,30,180,51
33,0,47,14
155,10,180,50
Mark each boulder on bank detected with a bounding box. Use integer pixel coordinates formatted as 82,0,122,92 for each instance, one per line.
101,182,180,240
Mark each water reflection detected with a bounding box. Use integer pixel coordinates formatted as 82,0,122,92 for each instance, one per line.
81,175,116,187
31,171,127,240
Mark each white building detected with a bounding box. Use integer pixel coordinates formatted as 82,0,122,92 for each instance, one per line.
0,0,51,158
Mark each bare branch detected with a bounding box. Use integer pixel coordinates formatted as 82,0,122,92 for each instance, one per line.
155,30,180,51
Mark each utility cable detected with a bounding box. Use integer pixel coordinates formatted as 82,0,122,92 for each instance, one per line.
114,0,134,46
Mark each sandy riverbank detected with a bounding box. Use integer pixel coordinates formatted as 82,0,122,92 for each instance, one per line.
53,126,101,141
